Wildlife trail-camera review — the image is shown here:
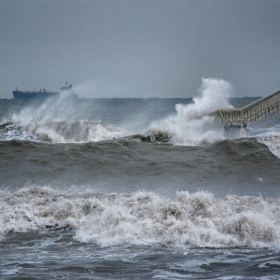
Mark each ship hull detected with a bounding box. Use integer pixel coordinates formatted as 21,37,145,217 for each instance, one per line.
13,91,59,99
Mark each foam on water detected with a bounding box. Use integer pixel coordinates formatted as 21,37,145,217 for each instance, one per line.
0,119,129,143
149,78,234,145
1,77,234,145
0,122,41,142
2,78,280,154
20,119,128,143
250,125,280,159
1,186,280,249
6,92,130,143
257,133,280,159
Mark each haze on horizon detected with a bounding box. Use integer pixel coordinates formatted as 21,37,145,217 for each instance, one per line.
0,0,279,99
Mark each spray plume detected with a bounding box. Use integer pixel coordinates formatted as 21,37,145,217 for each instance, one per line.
149,78,233,145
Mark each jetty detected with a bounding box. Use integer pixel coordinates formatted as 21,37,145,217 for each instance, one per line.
211,89,280,127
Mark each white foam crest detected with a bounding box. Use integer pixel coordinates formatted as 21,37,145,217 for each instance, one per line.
0,122,41,142
18,119,129,143
256,131,280,159
149,78,233,145
1,186,280,249
9,93,130,143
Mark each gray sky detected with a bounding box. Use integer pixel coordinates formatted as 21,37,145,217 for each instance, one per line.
1,0,279,98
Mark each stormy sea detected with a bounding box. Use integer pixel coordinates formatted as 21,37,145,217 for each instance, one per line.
1,79,280,279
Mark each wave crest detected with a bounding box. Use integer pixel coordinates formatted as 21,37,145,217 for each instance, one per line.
0,119,130,143
1,187,280,249
149,78,233,145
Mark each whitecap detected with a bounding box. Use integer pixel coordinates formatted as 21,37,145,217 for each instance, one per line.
2,187,280,249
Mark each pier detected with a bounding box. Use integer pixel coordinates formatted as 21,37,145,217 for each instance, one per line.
211,89,280,127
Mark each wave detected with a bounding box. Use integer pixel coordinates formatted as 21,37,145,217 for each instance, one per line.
0,119,130,143
2,77,280,156
257,134,280,159
1,78,234,145
1,186,280,249
249,125,280,159
2,119,280,164
149,78,234,145
1,90,132,143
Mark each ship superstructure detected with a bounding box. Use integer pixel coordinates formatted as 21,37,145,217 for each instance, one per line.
13,82,73,99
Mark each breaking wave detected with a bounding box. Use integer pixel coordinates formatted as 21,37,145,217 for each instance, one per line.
149,78,234,145
1,92,131,143
2,77,280,154
257,134,280,159
1,186,280,249
251,125,280,159
1,78,235,145
0,120,130,143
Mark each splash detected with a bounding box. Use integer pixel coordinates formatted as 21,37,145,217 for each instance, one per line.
3,78,236,144
9,92,130,143
149,78,233,145
1,186,280,249
12,91,87,124
17,119,130,143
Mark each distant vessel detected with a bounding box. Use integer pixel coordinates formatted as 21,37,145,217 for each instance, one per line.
13,82,74,99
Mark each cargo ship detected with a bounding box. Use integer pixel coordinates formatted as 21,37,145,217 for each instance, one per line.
13,82,74,99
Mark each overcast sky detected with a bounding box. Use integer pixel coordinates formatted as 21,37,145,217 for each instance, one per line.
1,0,279,98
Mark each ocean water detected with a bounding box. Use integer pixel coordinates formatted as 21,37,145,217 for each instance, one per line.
1,79,280,279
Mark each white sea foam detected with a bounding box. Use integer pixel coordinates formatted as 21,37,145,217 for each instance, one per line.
3,78,238,145
0,122,41,142
1,119,129,143
1,186,280,249
257,134,280,159
18,119,129,143
255,130,280,159
149,78,233,145
9,93,130,143
246,124,280,158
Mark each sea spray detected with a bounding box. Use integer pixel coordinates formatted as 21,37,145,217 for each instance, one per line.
149,78,234,145
9,93,130,143
71,80,128,99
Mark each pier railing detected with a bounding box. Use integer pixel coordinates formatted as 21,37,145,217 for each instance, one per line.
211,89,280,127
